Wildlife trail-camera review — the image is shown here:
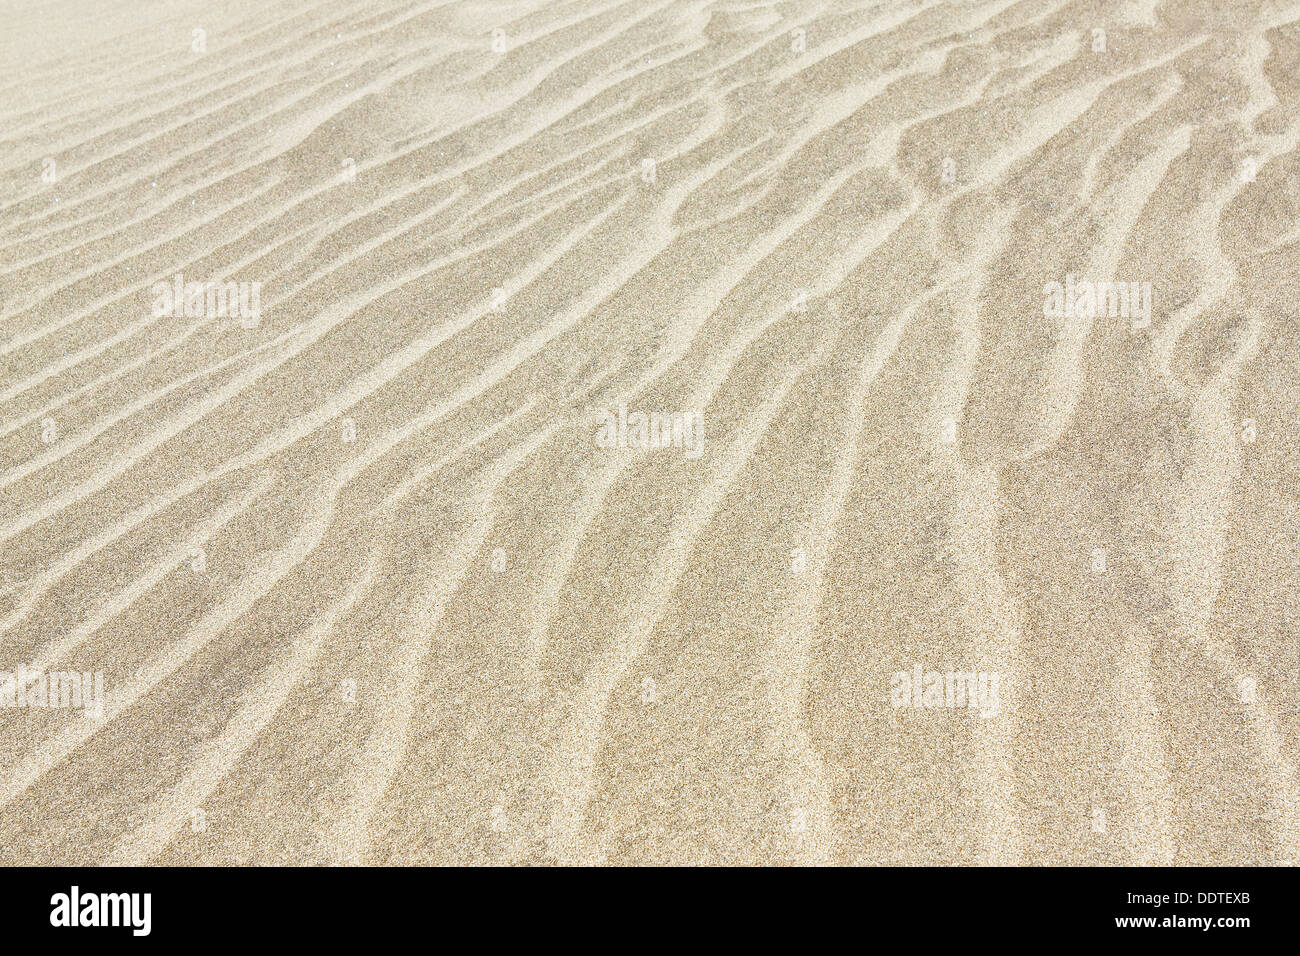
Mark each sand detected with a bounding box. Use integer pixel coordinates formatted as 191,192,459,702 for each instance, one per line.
1,0,1298,865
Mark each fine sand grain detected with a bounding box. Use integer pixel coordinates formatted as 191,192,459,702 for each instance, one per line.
1,0,1299,865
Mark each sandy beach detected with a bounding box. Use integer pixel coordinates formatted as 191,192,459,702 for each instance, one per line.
1,0,1298,865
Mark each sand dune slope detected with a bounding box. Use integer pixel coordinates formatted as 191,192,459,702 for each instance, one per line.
2,0,1299,865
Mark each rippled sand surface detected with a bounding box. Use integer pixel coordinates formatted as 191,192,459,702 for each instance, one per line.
2,0,1299,865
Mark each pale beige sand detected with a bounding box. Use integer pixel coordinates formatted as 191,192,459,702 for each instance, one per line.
1,0,1299,865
